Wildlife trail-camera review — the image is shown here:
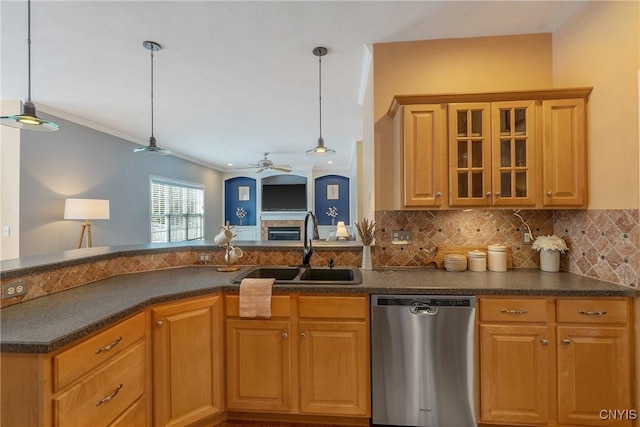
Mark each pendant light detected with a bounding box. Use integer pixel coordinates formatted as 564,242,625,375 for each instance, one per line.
0,0,59,131
306,46,335,155
134,41,170,155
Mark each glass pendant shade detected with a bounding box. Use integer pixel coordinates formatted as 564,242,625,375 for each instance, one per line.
0,101,59,131
306,137,335,155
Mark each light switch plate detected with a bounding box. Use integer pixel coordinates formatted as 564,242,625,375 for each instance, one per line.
391,230,412,245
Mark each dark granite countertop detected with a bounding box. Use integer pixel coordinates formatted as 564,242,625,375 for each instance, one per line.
1,265,637,354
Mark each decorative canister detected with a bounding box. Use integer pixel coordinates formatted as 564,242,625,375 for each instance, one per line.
444,254,467,272
487,245,507,272
467,250,487,272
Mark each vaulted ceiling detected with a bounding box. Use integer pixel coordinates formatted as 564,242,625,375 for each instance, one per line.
1,1,587,171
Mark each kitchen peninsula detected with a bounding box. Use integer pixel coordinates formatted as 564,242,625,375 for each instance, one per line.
1,243,639,427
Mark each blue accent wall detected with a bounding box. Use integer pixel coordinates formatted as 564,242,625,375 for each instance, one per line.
225,177,257,226
314,175,350,225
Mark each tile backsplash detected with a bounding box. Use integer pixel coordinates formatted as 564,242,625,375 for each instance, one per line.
554,209,639,288
373,209,639,289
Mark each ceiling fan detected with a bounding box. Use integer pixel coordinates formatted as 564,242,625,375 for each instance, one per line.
239,153,292,173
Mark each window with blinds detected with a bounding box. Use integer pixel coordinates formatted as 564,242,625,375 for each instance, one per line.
149,176,204,243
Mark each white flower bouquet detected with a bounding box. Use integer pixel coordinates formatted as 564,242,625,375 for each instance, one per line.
326,206,338,218
236,207,247,225
532,235,568,253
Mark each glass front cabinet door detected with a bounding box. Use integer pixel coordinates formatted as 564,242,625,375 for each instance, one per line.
448,101,536,207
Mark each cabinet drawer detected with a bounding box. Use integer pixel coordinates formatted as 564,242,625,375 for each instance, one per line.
53,341,145,427
225,295,290,318
557,299,629,324
107,396,145,427
299,296,368,319
53,312,146,392
480,298,549,323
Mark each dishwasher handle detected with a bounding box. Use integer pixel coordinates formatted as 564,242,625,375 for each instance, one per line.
409,301,438,315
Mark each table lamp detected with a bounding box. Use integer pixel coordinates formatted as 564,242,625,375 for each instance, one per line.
64,198,110,248
335,221,350,240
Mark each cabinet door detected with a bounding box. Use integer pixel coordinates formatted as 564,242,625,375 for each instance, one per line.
480,324,552,424
401,104,447,208
542,98,587,207
226,319,291,412
152,296,224,427
449,103,492,207
557,326,632,426
491,101,537,207
298,321,369,417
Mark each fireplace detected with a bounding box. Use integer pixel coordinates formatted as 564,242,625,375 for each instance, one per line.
267,226,301,241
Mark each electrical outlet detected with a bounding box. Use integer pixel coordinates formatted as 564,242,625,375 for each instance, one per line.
198,253,212,263
522,231,533,245
391,230,412,245
2,281,27,299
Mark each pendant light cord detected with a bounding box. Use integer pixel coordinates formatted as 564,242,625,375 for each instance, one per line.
150,47,154,138
318,53,322,139
27,0,32,103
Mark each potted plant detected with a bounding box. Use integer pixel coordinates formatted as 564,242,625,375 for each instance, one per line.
532,234,568,272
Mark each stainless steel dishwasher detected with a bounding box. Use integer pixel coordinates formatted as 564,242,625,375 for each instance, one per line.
371,294,477,427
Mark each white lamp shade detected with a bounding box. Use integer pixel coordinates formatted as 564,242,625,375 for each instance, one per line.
335,221,349,238
64,199,110,220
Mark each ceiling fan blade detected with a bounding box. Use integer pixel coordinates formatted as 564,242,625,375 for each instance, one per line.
272,165,292,173
256,167,265,173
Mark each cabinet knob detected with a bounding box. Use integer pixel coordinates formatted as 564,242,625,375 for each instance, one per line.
561,338,571,345
486,192,492,197
282,332,288,339
495,191,501,197
541,339,549,346
435,192,442,197
156,320,163,328
300,332,306,339
547,191,553,197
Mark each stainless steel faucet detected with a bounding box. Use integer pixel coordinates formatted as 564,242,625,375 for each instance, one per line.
302,211,319,266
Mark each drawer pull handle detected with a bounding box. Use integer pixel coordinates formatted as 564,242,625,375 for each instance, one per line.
95,336,122,354
96,384,123,406
501,309,529,315
578,310,607,317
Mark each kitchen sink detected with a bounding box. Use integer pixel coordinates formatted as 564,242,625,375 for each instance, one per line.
232,265,362,285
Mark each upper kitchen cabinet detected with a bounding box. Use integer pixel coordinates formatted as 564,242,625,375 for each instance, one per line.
541,98,587,208
395,104,447,208
388,88,592,209
449,101,537,207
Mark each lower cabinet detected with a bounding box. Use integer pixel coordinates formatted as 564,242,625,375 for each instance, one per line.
226,318,292,411
152,295,224,427
225,294,371,419
479,297,634,427
1,312,148,427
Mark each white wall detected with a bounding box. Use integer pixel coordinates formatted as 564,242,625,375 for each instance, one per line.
553,0,640,209
0,99,21,260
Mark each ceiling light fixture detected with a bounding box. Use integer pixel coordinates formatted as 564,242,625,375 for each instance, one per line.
0,0,58,131
306,47,335,156
134,41,169,155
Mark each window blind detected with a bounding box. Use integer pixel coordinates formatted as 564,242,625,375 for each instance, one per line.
149,176,204,243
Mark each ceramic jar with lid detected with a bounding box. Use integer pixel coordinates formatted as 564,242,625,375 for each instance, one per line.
467,250,487,272
487,245,507,272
